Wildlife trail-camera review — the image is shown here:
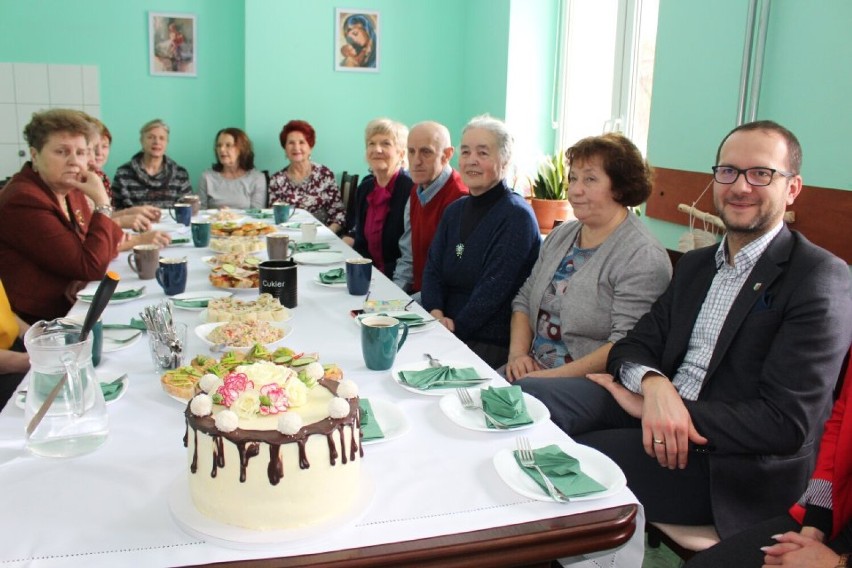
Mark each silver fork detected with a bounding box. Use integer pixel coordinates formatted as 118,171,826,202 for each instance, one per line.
456,388,508,429
516,436,569,503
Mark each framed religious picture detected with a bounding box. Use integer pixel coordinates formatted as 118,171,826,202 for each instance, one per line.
149,12,197,77
335,9,379,72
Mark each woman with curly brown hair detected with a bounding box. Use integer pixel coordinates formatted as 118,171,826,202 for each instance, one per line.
505,133,672,381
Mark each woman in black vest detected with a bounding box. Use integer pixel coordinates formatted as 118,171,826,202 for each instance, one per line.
343,118,413,280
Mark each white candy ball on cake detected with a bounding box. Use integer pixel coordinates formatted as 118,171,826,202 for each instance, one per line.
328,397,350,419
214,410,239,432
277,412,303,435
190,394,213,416
337,379,359,399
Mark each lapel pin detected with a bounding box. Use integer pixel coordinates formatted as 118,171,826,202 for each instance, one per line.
753,283,762,291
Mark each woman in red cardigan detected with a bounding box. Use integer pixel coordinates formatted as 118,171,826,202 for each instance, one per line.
687,347,852,567
0,109,124,323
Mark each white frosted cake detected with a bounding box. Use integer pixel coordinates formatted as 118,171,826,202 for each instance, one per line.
184,360,361,530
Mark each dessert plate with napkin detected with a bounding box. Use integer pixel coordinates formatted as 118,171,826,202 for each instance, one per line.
78,284,146,304
440,385,549,431
359,398,409,445
315,268,346,287
391,360,491,395
493,441,625,502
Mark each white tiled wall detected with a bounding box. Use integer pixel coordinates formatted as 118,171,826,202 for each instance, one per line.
0,63,100,180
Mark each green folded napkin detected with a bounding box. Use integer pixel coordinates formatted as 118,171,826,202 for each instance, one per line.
359,399,385,441
319,268,346,284
281,221,302,229
101,381,125,402
291,242,331,252
245,209,273,219
103,318,147,331
170,236,191,245
480,385,533,429
398,365,481,389
513,444,607,497
80,287,144,301
172,298,211,308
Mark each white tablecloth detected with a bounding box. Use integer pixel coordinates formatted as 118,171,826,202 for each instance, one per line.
0,211,643,567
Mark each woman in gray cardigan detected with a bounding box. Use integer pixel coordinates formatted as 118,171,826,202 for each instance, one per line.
505,134,671,381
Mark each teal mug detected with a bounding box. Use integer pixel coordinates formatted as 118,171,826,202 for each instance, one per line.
191,219,212,247
273,202,294,224
360,315,408,371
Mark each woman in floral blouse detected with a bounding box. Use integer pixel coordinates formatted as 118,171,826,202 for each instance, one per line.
267,120,345,234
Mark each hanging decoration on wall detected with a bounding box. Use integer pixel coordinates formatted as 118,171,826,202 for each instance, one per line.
335,9,379,72
149,12,197,77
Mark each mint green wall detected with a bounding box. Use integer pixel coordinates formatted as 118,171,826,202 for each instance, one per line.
245,0,492,180
645,0,852,249
0,0,245,188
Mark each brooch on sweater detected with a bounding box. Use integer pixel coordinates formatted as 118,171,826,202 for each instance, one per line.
74,209,86,228
455,243,464,259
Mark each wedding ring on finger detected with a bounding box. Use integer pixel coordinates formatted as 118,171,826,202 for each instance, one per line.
653,438,665,445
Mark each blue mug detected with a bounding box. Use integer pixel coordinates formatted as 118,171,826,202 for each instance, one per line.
156,257,188,296
345,258,372,296
170,203,192,226
360,315,408,371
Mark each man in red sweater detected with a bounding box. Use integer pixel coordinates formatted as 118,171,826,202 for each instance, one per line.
392,121,468,294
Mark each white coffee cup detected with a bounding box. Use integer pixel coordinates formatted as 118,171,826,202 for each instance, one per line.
300,222,318,243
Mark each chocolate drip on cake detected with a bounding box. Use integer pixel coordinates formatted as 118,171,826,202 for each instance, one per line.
267,444,283,485
186,379,360,485
237,442,261,482
190,427,199,473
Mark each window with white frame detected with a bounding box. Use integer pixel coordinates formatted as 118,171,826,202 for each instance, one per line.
555,0,659,156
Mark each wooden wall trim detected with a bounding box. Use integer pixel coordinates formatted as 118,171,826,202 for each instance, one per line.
646,167,852,263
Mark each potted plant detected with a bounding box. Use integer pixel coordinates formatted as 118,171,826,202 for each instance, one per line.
529,151,573,234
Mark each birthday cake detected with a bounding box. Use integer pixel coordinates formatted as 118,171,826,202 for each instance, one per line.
183,350,360,530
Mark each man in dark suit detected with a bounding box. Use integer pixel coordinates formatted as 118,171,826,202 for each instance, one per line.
519,120,852,538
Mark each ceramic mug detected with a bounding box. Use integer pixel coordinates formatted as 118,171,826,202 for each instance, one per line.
156,257,188,296
127,244,159,280
360,315,408,371
300,222,318,243
345,258,372,296
191,219,212,247
273,202,294,225
266,234,290,260
170,203,192,226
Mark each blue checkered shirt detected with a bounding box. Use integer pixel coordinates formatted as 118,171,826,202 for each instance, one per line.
620,223,783,400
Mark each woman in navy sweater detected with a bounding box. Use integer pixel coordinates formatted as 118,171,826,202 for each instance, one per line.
421,115,540,369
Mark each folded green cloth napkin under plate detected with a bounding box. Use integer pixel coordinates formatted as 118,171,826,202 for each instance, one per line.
80,287,144,301
319,268,346,284
359,399,385,441
398,365,481,389
513,443,607,498
291,242,330,252
103,317,147,331
480,385,533,429
244,209,273,219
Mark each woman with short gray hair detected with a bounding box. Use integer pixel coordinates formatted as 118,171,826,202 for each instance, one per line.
112,118,192,208
421,115,541,368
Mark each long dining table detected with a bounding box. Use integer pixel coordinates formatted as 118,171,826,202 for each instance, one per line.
0,209,644,567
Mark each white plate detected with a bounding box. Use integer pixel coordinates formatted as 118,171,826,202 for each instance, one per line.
168,473,374,548
102,328,143,352
16,375,128,409
354,311,437,334
194,321,292,352
390,360,491,396
361,398,410,445
492,440,626,502
171,291,234,311
78,284,146,304
292,251,344,265
313,275,346,288
439,389,550,432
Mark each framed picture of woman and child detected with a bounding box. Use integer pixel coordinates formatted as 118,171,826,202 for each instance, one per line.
149,12,197,77
335,9,379,72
